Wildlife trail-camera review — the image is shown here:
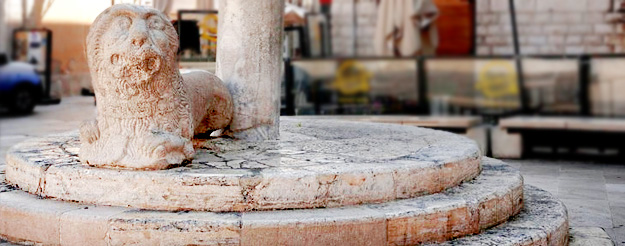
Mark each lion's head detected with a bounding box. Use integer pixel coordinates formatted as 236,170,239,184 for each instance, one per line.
86,4,179,99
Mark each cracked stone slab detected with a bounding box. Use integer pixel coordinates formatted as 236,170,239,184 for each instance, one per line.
5,118,481,212
0,158,524,245
436,186,569,246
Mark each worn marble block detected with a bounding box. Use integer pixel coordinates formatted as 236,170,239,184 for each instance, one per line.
6,119,482,212
81,4,233,170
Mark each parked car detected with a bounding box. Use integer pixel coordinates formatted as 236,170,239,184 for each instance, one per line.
0,53,43,114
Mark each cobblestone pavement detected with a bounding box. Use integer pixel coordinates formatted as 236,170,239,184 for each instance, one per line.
0,96,623,245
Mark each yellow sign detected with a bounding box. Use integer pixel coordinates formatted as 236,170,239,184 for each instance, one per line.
475,60,519,99
198,14,218,45
332,60,371,96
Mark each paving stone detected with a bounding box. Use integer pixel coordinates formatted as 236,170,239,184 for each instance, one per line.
605,173,625,184
610,205,625,228
558,179,608,201
522,176,559,196
502,159,624,244
608,185,625,208
560,199,613,228
569,227,614,246
521,165,561,176
559,169,606,180
605,227,625,246
607,184,625,194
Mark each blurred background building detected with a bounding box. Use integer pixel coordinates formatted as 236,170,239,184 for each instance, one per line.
3,0,625,159
0,0,475,96
0,0,218,98
476,0,625,55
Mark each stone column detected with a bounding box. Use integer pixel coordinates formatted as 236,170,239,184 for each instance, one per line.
0,0,6,54
216,0,284,141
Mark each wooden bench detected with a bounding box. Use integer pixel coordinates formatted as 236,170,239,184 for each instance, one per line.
293,115,488,153
496,116,625,160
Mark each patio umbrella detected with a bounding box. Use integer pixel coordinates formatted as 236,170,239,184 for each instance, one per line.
373,0,439,56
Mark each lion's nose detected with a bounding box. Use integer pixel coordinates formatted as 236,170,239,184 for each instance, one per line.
131,36,147,47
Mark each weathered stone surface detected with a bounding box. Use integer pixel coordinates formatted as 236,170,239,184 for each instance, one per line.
241,158,522,245
82,4,233,170
0,191,84,245
290,115,489,154
241,206,387,246
106,211,241,245
569,227,614,246
292,115,482,128
6,118,481,212
60,206,127,246
3,135,67,194
216,0,283,141
379,159,523,245
437,186,568,246
0,158,528,245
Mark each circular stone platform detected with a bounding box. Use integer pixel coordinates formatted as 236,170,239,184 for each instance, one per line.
5,118,481,212
0,159,526,246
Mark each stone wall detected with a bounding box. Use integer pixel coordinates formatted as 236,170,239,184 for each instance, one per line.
476,0,625,55
46,23,94,97
331,0,356,56
354,0,377,56
331,0,377,57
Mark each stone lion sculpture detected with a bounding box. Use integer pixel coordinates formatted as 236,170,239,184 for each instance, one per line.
80,4,233,170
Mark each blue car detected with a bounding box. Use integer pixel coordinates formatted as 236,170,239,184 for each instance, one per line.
0,53,43,114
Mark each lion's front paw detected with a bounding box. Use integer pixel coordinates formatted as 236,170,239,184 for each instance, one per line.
80,120,100,144
144,131,194,169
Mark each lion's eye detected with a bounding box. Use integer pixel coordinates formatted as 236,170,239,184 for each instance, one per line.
115,16,132,29
148,16,165,30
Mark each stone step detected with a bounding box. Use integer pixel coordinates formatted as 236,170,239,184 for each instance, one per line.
434,186,569,246
5,118,482,212
0,158,523,245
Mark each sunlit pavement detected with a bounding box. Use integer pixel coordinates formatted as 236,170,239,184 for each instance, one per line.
504,159,625,245
0,96,96,160
0,96,623,245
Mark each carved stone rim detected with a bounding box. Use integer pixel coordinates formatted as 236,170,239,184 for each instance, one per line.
5,118,481,212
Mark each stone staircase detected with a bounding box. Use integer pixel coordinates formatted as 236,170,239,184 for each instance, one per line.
0,118,568,245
